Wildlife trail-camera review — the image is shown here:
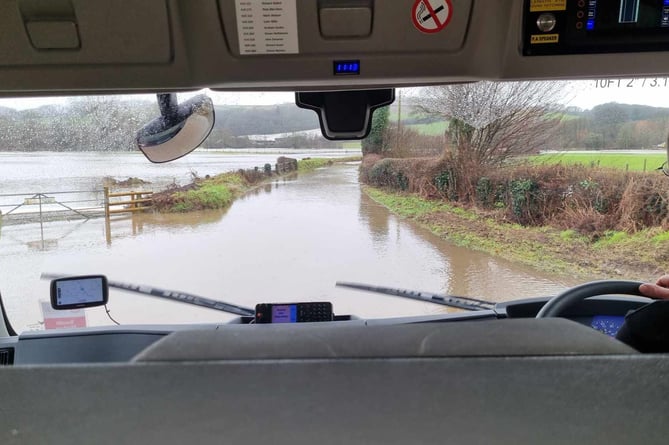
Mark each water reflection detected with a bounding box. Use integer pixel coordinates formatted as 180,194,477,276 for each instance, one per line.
356,186,576,302
105,208,232,245
358,193,389,245
2,219,90,252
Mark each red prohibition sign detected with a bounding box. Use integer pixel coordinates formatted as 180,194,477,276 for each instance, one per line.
412,0,453,34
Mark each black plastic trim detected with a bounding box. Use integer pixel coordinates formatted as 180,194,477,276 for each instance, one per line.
0,292,17,337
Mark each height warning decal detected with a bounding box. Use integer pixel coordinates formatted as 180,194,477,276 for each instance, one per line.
412,0,453,34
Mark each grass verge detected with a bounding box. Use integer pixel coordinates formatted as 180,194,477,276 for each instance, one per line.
154,172,248,213
364,186,669,281
298,156,361,172
155,156,361,212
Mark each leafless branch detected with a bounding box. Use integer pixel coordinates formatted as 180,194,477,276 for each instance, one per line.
419,81,567,165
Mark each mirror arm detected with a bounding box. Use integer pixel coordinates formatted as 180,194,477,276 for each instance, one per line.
157,93,179,124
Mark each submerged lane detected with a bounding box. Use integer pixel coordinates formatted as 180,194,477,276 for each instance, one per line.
0,161,575,331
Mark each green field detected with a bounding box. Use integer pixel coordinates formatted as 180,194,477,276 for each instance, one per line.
407,121,447,136
342,141,362,149
533,152,666,172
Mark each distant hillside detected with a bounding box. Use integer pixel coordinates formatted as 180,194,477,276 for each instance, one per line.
0,99,329,151
554,102,669,149
0,97,666,152
399,100,669,150
212,104,319,136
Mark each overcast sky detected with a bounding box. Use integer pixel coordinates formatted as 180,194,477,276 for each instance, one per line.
0,80,667,111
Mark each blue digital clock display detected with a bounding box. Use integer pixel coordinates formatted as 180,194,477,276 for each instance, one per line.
334,60,360,75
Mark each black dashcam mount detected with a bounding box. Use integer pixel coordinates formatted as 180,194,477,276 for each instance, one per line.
296,89,395,140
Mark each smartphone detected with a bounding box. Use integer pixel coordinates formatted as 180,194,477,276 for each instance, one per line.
255,302,333,324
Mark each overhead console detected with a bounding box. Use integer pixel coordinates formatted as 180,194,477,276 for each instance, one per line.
0,0,172,66
219,0,474,58
4,0,669,94
523,0,669,55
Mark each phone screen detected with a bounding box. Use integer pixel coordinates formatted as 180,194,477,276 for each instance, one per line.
271,304,298,323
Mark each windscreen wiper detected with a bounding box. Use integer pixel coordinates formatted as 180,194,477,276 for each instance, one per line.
41,273,255,317
336,282,495,311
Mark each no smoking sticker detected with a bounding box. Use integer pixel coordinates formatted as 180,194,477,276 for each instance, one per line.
412,0,453,34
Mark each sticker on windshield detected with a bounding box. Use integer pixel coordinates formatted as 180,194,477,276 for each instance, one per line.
412,0,453,34
235,0,299,55
40,301,87,330
529,0,567,12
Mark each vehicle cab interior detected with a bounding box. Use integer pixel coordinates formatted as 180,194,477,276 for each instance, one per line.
1,0,669,443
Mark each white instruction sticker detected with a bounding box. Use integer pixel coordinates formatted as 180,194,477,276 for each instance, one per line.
235,0,299,55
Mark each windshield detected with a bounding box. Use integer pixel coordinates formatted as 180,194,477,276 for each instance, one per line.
0,82,667,333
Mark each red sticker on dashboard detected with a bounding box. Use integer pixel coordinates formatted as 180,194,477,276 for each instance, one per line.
412,0,453,34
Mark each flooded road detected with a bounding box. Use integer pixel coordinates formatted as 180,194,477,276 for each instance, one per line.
0,152,576,332
0,149,360,212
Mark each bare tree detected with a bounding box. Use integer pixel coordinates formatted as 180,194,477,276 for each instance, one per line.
416,81,567,165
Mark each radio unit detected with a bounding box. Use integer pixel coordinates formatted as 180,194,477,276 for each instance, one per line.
523,0,669,55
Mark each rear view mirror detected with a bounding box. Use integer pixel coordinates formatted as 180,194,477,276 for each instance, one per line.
136,93,215,163
51,275,109,310
296,89,395,140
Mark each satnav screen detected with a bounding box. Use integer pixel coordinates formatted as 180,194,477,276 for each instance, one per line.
56,278,104,306
591,0,669,31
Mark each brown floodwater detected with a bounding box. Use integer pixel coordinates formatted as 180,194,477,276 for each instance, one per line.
0,153,579,332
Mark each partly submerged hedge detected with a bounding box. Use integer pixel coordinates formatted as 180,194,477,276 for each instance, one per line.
360,156,669,236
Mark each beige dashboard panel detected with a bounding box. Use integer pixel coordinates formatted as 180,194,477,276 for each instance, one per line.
0,0,172,66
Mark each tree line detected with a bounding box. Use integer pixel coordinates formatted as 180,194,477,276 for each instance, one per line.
362,86,669,159
554,103,669,149
0,90,667,153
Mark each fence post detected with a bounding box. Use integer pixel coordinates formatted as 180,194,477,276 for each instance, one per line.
37,193,43,223
644,159,647,172
103,187,110,219
38,193,44,250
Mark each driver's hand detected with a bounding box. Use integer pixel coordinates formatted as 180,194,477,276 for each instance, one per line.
639,275,669,300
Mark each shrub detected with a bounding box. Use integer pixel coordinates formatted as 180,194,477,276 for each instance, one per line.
476,177,493,206
509,178,540,224
360,154,669,235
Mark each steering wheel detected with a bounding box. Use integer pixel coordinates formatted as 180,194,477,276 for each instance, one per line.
536,280,647,318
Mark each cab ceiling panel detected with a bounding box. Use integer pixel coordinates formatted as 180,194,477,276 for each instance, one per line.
218,0,473,56
0,0,172,66
1,1,669,94
210,0,669,90
208,0,490,90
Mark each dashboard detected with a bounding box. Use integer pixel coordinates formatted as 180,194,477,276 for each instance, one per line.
0,295,651,366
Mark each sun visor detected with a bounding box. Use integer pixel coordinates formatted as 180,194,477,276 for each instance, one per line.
0,0,172,66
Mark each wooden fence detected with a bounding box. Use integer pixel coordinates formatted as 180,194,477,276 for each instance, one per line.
103,187,153,217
